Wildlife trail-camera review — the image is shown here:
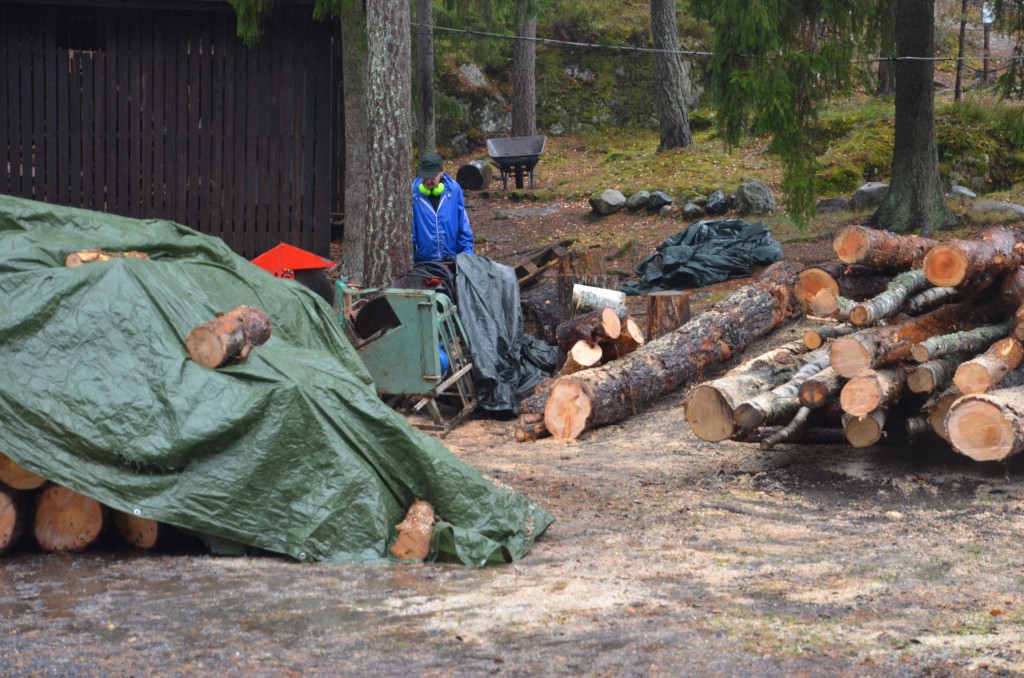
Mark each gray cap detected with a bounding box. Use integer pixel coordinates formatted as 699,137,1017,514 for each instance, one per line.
417,152,444,180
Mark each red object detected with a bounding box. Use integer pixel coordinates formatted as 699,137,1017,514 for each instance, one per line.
251,243,333,279
425,277,442,286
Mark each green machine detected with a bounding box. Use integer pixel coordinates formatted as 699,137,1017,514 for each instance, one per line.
337,281,477,435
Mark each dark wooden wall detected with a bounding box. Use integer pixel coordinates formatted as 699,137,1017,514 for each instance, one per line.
0,3,343,259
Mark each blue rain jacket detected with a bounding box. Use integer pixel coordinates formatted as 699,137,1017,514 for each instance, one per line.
411,173,475,263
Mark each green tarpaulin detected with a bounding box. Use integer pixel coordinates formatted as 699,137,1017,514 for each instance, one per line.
0,195,552,565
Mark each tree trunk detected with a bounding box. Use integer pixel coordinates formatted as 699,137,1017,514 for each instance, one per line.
922,226,1024,289
799,366,845,409
33,484,107,553
340,1,369,283
849,269,930,326
840,367,908,418
870,0,957,235
512,3,537,137
0,485,29,554
644,290,691,340
415,0,436,155
804,323,857,350
555,308,621,354
910,321,1012,363
362,0,413,286
651,0,694,151
908,353,965,394
833,224,938,269
544,261,804,440
390,499,436,561
0,452,46,490
954,0,969,102
794,262,890,307
186,306,272,369
953,337,1024,395
945,387,1024,461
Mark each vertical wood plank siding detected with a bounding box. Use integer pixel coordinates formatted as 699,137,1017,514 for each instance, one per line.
0,3,343,259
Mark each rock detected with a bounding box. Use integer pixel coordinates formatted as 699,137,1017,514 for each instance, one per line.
647,191,673,211
849,182,889,211
589,189,627,215
682,202,705,220
815,196,850,214
690,195,708,208
493,207,559,220
705,190,729,216
458,63,489,89
947,185,977,201
733,181,776,215
970,201,1024,218
658,205,678,218
625,191,651,211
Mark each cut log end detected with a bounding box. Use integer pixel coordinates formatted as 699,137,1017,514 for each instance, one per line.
833,226,872,264
795,268,840,307
907,366,937,394
685,385,737,442
849,305,871,327
185,327,226,369
839,375,883,418
830,337,872,378
953,363,994,396
923,244,969,288
113,511,161,549
0,453,47,490
33,485,106,553
946,399,1016,462
0,490,24,552
601,307,622,340
544,380,593,441
844,411,885,448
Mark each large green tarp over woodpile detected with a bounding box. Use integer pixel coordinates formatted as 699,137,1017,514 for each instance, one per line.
0,195,552,565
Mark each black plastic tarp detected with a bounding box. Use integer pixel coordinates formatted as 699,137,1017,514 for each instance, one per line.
455,254,557,415
0,195,552,565
620,219,783,294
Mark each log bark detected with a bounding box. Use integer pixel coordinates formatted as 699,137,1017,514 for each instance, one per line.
953,337,1024,395
186,306,272,369
741,426,846,447
390,498,436,561
559,245,607,276
113,511,165,550
999,267,1024,312
794,262,890,308
905,415,932,439
903,286,957,316
559,340,604,376
926,386,960,440
809,289,855,321
922,226,1024,288
601,318,645,362
803,323,856,350
829,302,985,378
833,225,937,269
910,322,1012,363
732,348,831,433
573,284,627,317
65,248,149,268
945,387,1024,462
840,367,908,418
454,159,492,191
555,308,621,354
849,269,930,327
908,353,966,394
544,260,805,441
515,422,550,442
33,484,107,553
644,291,691,341
799,366,844,409
0,452,46,490
759,406,812,449
843,410,887,448
0,485,29,554
685,341,806,442
519,378,554,418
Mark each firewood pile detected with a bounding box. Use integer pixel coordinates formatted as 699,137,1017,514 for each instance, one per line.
518,223,1024,464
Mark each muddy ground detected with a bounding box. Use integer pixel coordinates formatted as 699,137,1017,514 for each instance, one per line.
3,198,1024,676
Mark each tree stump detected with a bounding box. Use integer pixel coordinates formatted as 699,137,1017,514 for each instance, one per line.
559,245,607,277
643,291,691,341
33,484,107,553
186,305,272,369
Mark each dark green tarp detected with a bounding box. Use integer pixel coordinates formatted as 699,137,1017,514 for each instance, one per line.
0,195,552,565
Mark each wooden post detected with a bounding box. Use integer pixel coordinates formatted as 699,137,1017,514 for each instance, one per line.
644,291,690,341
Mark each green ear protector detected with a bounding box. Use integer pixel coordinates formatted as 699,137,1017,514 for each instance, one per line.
418,181,445,197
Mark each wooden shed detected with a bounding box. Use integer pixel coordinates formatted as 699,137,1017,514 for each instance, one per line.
0,0,344,259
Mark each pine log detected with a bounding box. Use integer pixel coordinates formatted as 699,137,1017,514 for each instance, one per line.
794,263,889,308
843,410,887,448
560,340,604,376
644,291,691,340
809,289,855,321
113,511,165,550
544,260,805,441
840,367,908,418
65,248,149,268
799,366,845,409
759,406,812,449
555,308,621,355
833,225,937,269
519,378,554,418
0,485,29,554
803,323,856,350
908,353,966,394
33,484,107,553
829,302,987,378
945,387,1024,462
515,422,550,442
685,340,806,442
186,305,272,369
849,269,930,327
910,322,1013,363
601,318,646,362
922,226,1024,289
390,499,436,561
0,452,46,490
926,386,961,440
953,337,1024,395
732,348,832,433
903,286,958,316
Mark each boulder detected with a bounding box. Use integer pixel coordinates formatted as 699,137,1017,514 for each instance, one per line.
647,191,673,211
705,190,729,216
625,191,651,211
658,205,678,218
947,185,977,201
682,202,705,220
815,196,850,214
589,189,627,215
849,182,889,211
733,181,776,215
970,201,1024,218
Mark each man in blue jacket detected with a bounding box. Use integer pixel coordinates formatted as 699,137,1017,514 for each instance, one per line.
411,152,475,263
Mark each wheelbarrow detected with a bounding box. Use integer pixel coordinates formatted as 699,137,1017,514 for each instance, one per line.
486,135,547,190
